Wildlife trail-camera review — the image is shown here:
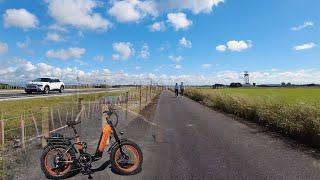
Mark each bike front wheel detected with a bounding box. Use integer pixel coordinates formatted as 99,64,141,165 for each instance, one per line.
110,140,143,175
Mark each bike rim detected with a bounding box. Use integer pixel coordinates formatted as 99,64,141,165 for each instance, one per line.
115,145,140,173
44,148,72,176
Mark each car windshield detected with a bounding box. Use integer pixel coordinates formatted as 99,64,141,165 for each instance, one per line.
32,78,51,82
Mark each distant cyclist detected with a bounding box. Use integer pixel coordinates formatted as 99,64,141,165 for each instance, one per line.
174,83,179,97
180,82,184,96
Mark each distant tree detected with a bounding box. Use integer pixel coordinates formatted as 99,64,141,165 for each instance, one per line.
306,83,316,87
229,82,242,88
213,84,225,89
281,82,286,86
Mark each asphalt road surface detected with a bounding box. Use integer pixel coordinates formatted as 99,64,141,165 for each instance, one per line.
15,91,320,180
0,88,121,101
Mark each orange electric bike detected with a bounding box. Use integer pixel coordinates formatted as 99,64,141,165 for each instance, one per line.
40,106,143,179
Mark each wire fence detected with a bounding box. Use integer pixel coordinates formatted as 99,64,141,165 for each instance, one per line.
0,85,163,179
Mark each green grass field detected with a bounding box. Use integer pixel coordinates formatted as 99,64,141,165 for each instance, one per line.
202,87,320,105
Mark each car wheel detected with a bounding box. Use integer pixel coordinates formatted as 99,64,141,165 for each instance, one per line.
43,86,50,94
26,90,32,94
59,86,64,93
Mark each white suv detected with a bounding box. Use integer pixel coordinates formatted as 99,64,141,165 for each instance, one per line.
25,78,65,94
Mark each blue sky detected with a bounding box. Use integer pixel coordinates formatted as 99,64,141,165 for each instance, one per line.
0,0,319,85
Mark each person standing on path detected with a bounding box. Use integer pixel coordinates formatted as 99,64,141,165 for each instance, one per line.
180,82,185,96
174,83,179,97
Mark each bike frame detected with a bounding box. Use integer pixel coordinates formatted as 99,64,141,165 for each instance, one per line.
46,116,124,164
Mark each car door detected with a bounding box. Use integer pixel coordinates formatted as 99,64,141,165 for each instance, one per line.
50,79,58,90
55,79,62,89
54,79,61,90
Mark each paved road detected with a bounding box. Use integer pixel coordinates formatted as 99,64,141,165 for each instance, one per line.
15,91,320,179
0,88,124,101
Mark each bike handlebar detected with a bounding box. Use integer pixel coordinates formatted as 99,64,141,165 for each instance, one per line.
103,107,119,127
66,120,81,127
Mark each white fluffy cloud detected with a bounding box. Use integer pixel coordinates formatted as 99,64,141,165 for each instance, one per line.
48,0,111,30
169,55,183,63
3,9,39,30
179,37,192,48
139,44,150,59
108,0,157,23
216,44,227,52
201,64,212,69
227,40,252,52
149,21,166,32
217,40,252,52
167,12,192,31
46,47,86,60
112,42,134,60
0,42,8,55
45,32,64,42
291,21,314,31
161,0,224,14
293,42,316,51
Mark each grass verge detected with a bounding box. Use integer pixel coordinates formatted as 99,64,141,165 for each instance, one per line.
185,88,320,148
0,91,123,119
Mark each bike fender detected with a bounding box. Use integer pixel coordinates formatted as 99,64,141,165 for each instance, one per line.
107,138,129,153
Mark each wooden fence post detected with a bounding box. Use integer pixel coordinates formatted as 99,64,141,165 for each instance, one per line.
71,109,74,121
100,104,106,129
41,107,49,147
31,112,40,137
149,85,152,99
125,92,128,121
0,120,4,148
78,98,83,111
139,86,142,112
20,114,25,149
65,110,69,123
57,109,63,127
145,86,148,104
50,108,55,130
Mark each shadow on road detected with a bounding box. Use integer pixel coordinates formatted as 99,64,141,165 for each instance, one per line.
91,160,111,173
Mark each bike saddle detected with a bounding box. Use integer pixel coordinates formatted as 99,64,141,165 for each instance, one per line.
66,120,81,126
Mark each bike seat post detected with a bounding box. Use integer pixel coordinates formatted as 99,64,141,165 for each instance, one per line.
71,126,78,136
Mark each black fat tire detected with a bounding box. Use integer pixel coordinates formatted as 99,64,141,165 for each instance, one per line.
110,140,143,175
43,86,50,94
40,145,77,179
59,86,64,93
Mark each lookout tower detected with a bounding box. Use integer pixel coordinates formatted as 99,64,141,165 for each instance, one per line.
244,71,250,85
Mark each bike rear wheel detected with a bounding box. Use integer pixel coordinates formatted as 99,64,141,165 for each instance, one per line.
110,140,143,175
40,146,76,179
